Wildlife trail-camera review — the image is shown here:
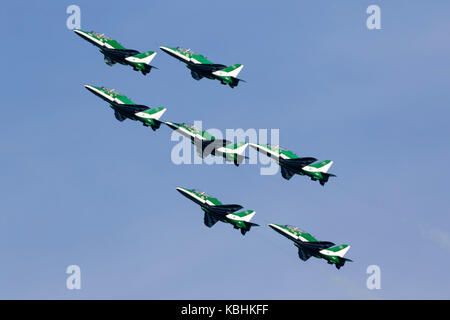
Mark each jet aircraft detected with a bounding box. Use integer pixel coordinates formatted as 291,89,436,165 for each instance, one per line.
159,46,244,88
176,187,259,235
268,224,352,269
249,143,335,185
84,85,166,130
165,121,248,165
74,29,157,75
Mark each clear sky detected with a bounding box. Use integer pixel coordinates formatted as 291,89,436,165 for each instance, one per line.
1,0,449,299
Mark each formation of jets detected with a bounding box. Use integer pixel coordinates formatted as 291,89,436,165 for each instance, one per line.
74,29,352,270
74,29,244,87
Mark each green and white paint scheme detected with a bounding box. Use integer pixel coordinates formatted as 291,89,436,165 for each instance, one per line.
159,46,244,88
249,143,336,185
165,122,248,166
176,187,258,235
74,29,157,75
84,85,166,130
268,224,352,269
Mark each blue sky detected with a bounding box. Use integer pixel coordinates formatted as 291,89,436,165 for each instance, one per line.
0,0,449,299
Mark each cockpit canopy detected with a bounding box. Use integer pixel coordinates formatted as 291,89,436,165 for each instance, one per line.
180,123,207,134
91,31,112,40
100,87,121,95
191,189,209,197
176,47,196,54
181,123,196,131
284,225,303,233
176,47,207,58
268,145,289,152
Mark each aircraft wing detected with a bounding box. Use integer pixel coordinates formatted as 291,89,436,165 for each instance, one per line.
114,110,126,122
190,63,226,72
281,166,296,180
295,240,335,261
197,139,233,158
248,143,281,160
207,204,244,215
111,102,149,112
204,212,220,228
283,157,318,168
300,240,335,250
297,247,313,261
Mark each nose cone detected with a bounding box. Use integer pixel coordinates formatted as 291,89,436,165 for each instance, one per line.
268,223,280,231
159,46,171,53
176,187,189,196
268,223,288,237
84,84,95,92
73,29,88,39
159,46,180,57
164,121,179,130
84,84,99,95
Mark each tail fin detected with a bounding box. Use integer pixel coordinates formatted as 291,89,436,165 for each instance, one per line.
320,244,351,258
228,210,259,235
303,160,333,173
134,107,166,130
219,142,248,155
231,209,256,222
212,64,244,78
217,142,249,167
135,107,166,120
320,244,352,269
125,51,157,65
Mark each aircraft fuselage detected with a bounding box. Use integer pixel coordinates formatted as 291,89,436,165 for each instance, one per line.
100,48,140,65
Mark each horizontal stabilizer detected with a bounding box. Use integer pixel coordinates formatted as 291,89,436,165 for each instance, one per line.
246,222,259,227
318,172,336,186
283,157,318,168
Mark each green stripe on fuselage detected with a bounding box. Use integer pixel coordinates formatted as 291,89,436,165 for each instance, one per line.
278,225,318,242
177,123,215,140
186,188,223,206
171,47,213,64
